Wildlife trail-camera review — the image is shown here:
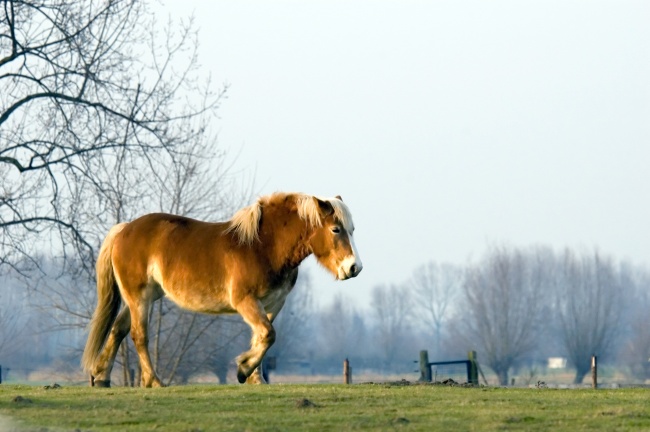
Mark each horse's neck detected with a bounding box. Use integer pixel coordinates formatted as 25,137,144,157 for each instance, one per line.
285,230,313,269
260,218,313,272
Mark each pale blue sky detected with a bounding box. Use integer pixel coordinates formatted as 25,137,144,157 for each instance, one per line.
160,0,650,308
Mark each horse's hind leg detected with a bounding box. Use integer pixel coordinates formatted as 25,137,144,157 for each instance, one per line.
125,293,163,388
91,307,131,387
234,296,275,384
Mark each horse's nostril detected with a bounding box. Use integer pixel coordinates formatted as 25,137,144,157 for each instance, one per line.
350,264,357,275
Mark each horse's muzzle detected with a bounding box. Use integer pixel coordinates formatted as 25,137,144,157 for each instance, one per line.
339,261,363,280
348,263,362,278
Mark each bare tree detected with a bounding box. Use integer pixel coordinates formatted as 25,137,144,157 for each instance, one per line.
454,246,550,385
554,249,627,384
1,0,225,277
370,283,412,371
409,262,461,356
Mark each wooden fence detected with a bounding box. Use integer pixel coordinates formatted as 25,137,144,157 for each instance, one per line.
418,350,480,384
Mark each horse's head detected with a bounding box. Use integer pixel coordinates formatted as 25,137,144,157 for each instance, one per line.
308,196,363,280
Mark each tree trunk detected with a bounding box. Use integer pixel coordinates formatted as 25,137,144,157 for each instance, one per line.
496,368,509,386
573,366,589,384
153,300,163,370
215,365,228,384
120,341,131,387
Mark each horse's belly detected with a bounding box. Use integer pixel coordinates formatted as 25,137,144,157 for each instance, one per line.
165,288,235,314
155,280,234,314
148,261,234,314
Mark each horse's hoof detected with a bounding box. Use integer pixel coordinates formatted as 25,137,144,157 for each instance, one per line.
93,380,111,388
246,375,266,385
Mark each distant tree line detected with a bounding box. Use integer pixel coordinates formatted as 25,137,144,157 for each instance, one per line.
275,245,649,386
2,244,648,386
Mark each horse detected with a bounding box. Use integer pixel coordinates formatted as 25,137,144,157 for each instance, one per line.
81,192,362,387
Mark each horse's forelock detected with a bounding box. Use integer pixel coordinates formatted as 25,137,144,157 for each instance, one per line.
329,198,355,232
298,194,354,232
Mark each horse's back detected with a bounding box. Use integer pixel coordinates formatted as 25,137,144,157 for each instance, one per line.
114,213,228,261
110,213,237,312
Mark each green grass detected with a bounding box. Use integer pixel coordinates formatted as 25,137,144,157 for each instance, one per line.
1,383,649,431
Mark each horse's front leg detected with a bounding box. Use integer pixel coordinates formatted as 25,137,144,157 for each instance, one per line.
234,296,275,384
244,296,287,385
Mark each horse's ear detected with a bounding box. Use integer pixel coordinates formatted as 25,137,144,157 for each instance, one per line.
335,195,343,201
314,197,334,217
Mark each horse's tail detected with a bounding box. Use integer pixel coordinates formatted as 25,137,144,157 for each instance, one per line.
81,222,127,373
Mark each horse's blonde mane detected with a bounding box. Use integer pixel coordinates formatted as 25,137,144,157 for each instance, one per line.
226,192,354,245
226,200,263,245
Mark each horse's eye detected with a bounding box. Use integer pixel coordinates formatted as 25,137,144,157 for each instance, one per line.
331,226,341,234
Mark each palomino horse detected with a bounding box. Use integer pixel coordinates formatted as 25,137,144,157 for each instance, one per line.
82,192,362,387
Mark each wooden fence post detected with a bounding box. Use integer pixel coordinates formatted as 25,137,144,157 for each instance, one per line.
468,351,478,385
419,350,431,382
343,358,351,384
591,355,597,389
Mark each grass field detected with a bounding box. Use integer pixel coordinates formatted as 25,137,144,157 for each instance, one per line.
1,382,649,431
